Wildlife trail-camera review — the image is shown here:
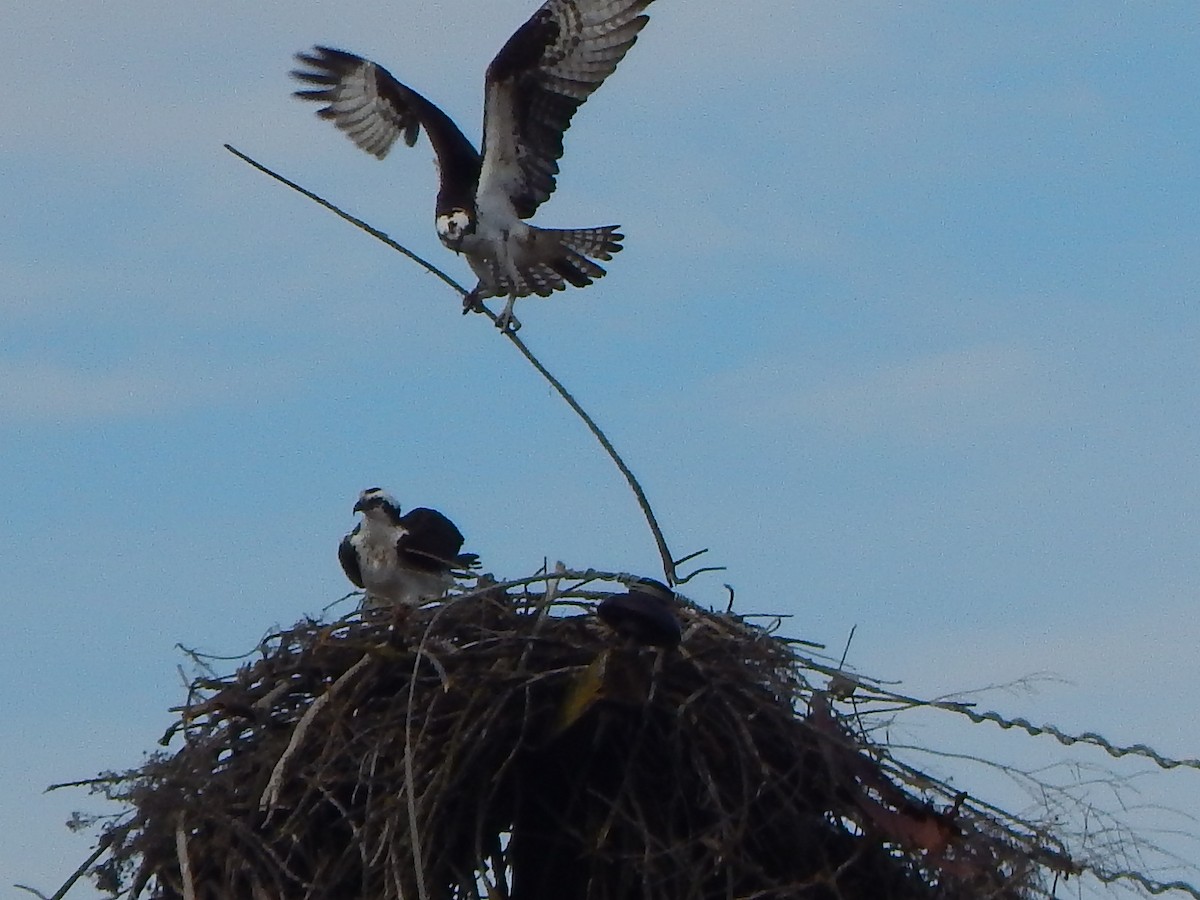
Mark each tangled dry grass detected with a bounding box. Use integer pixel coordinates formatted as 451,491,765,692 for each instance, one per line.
83,572,1078,900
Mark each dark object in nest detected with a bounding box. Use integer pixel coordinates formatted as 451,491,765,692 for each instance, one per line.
596,576,681,647
91,585,1049,900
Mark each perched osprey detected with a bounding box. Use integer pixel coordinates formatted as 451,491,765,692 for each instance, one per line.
291,0,655,331
597,577,681,647
338,487,479,608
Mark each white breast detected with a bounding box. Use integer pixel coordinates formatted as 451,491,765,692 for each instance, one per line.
353,527,453,608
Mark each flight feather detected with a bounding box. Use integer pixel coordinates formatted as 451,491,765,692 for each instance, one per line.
481,0,653,218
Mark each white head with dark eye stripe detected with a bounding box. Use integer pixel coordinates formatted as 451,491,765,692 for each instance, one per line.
436,207,475,250
353,487,403,525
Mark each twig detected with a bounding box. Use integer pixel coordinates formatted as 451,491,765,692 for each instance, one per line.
45,775,124,792
672,547,710,568
402,624,450,900
323,589,363,613
517,561,565,674
1091,866,1200,899
259,652,373,812
175,821,196,900
444,567,655,605
224,144,462,294
674,564,726,585
850,679,1200,772
13,833,111,900
225,144,680,586
502,326,678,585
837,626,857,669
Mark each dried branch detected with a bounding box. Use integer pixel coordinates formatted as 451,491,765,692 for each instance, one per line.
45,776,125,793
1091,867,1200,899
847,676,1200,772
224,143,679,586
175,822,195,900
13,834,112,900
260,652,373,812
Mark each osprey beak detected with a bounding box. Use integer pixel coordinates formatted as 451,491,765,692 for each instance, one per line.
353,499,367,514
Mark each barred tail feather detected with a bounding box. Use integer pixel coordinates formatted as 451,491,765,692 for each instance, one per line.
550,254,601,288
540,224,624,289
488,225,626,300
555,225,624,261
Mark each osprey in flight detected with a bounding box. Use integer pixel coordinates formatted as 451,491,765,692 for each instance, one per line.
338,487,479,608
292,0,655,331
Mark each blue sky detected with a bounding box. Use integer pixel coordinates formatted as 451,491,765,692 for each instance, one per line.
3,2,1198,897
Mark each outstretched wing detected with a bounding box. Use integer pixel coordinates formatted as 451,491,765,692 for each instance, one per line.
480,0,653,219
292,47,481,190
292,47,421,158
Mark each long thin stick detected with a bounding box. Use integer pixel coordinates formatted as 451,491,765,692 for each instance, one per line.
225,144,678,584
175,822,197,900
501,328,676,582
13,833,112,900
259,651,372,812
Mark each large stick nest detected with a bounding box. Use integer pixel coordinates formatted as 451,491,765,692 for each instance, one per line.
90,574,1068,900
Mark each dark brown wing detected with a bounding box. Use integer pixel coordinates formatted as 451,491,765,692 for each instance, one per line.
479,0,653,219
396,507,467,573
292,46,481,199
338,530,365,589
